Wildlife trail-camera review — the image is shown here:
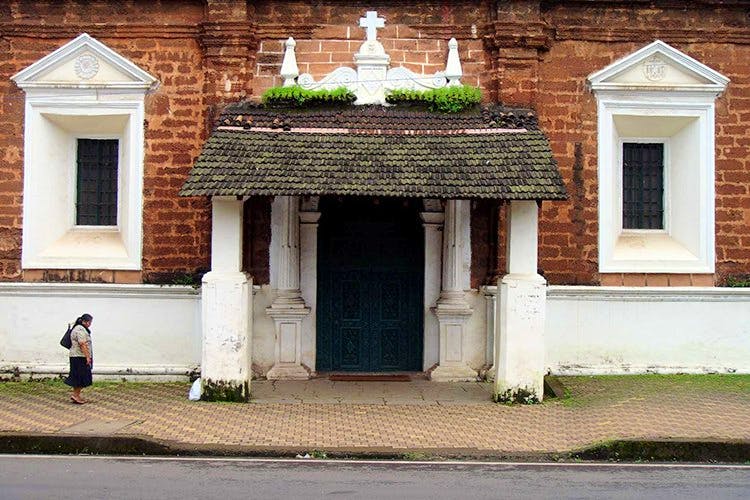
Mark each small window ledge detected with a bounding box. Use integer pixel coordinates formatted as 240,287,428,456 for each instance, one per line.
30,229,137,270
605,233,712,274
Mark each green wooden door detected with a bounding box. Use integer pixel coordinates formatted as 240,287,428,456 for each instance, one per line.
317,198,423,372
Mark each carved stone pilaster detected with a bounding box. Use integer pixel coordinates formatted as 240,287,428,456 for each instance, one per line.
200,2,256,110
483,0,552,106
430,200,477,382
481,285,498,382
267,196,310,380
421,210,444,371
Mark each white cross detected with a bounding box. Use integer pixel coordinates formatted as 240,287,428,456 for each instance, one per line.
359,11,385,42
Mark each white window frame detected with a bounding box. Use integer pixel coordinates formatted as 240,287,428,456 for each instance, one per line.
11,34,157,271
597,99,715,273
589,41,729,275
19,99,145,270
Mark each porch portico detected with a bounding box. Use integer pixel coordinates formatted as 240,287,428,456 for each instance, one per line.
182,105,566,402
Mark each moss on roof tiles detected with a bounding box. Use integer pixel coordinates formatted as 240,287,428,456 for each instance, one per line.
181,103,566,199
181,128,567,200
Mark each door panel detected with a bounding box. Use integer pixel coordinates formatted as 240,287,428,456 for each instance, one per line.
332,272,369,370
317,198,423,372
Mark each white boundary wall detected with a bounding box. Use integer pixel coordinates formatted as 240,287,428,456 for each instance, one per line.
0,283,201,380
546,286,750,374
3,283,749,379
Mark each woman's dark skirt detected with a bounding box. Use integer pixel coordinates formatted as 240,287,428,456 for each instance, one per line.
64,357,92,388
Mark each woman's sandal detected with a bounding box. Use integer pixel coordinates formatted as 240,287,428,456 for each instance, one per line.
70,396,86,404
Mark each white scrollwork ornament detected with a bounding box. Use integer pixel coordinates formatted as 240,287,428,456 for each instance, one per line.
74,53,100,80
385,67,447,91
298,67,358,91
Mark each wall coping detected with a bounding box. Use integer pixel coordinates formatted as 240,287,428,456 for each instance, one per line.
6,283,748,301
547,285,750,302
0,282,200,299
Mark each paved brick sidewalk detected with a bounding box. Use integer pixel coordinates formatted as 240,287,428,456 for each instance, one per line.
0,376,748,456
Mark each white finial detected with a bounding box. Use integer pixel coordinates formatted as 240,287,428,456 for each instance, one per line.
280,37,299,87
445,38,463,87
359,11,385,42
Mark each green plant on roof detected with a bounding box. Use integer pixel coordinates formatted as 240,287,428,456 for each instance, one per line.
261,85,357,107
385,85,482,113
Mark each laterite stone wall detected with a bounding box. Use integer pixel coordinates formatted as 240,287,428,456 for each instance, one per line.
0,0,748,286
533,1,750,284
0,1,211,283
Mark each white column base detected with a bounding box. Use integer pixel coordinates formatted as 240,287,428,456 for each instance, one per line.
266,362,310,380
266,303,310,380
494,274,546,403
201,271,253,401
429,299,477,382
429,363,477,382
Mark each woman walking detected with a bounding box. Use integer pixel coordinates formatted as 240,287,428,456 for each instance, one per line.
64,313,93,404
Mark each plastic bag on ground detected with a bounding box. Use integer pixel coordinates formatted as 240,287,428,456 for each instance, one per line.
188,377,201,401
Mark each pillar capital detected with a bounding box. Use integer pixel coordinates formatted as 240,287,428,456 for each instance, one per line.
299,211,321,224
420,211,445,226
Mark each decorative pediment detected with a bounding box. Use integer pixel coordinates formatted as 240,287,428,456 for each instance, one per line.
588,40,728,94
280,11,463,105
11,33,158,91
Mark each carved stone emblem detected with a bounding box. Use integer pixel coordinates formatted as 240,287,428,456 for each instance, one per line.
74,53,99,80
643,55,666,82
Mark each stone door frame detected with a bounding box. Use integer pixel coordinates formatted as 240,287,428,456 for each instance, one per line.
294,196,456,374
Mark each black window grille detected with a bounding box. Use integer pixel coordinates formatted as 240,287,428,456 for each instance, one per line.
76,139,119,226
623,142,664,230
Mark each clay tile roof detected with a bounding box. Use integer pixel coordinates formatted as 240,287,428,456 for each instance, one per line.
180,103,567,200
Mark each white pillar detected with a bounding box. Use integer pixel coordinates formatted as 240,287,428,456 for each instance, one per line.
421,211,443,370
430,199,477,381
494,200,546,403
201,196,252,401
267,196,310,380
299,207,320,375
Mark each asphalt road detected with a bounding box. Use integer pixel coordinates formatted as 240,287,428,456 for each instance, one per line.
0,456,748,500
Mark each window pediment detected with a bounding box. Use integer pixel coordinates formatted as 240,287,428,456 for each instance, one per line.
11,33,157,91
588,40,728,95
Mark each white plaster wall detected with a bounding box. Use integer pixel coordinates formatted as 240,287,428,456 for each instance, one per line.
251,285,277,376
463,289,487,371
0,283,201,380
545,286,750,374
10,283,747,380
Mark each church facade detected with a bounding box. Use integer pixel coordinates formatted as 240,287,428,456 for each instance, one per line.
1,1,749,401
